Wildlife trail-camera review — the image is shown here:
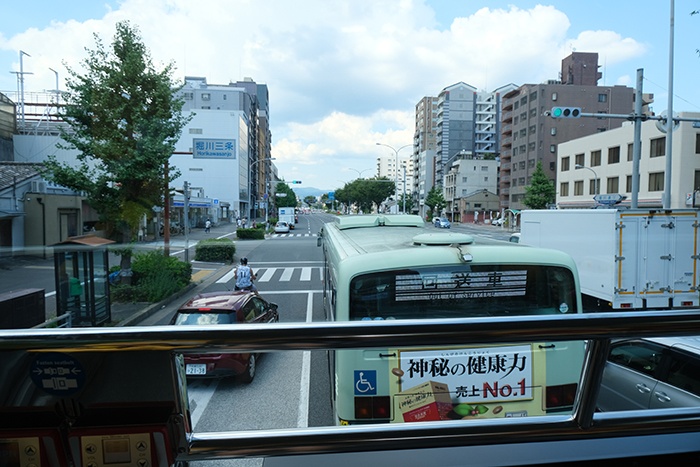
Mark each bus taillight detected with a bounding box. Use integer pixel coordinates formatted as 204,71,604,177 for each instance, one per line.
545,383,577,410
354,396,391,420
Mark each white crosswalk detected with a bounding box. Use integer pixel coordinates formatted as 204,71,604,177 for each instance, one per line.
216,266,322,284
271,233,318,238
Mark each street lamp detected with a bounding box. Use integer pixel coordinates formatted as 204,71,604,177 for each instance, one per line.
575,164,599,197
348,168,374,179
376,142,412,213
250,157,276,225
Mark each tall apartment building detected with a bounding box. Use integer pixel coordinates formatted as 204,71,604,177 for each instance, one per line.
411,83,515,219
436,82,477,183
412,96,438,215
499,53,635,210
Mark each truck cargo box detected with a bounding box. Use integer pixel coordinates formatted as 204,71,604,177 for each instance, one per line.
521,209,699,311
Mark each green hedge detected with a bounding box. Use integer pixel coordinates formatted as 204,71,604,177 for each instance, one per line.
236,228,265,240
112,250,192,303
194,238,236,262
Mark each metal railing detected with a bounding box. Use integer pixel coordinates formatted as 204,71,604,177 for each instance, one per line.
3,310,700,464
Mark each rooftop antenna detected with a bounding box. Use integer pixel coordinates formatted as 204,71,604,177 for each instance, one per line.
9,50,33,130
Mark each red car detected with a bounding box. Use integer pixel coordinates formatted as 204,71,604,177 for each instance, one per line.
170,290,279,383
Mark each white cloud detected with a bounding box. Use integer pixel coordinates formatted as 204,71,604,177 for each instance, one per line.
0,1,649,189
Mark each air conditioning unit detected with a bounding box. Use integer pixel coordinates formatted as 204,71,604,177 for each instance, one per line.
30,181,46,193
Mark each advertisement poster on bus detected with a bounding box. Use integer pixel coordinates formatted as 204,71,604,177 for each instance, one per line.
389,344,547,422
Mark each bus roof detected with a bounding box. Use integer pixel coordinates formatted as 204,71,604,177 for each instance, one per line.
332,214,425,230
323,216,578,271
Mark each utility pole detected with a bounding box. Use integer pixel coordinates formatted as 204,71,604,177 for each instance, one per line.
183,181,190,264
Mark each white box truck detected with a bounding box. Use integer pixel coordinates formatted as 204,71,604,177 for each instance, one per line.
278,207,296,230
520,209,699,311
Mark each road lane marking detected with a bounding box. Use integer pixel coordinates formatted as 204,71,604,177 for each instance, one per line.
300,267,312,281
258,268,277,282
280,268,294,281
298,292,313,428
188,379,220,429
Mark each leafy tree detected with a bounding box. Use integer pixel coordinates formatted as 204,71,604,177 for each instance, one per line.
42,21,190,284
303,195,316,206
274,181,298,208
335,177,394,213
425,186,446,215
523,161,556,209
399,192,415,213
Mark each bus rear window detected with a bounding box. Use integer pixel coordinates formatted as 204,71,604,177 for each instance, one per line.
349,265,577,320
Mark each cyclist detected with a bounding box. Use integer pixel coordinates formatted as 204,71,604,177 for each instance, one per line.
234,258,258,294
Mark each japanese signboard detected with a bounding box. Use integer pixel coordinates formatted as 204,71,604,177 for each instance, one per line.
193,138,236,159
390,344,546,422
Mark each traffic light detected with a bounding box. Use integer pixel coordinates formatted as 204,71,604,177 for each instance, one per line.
550,107,581,118
291,180,302,184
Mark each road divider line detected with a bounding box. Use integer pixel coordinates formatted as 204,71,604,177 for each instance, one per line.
298,292,313,428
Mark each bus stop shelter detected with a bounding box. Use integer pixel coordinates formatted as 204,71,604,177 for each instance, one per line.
53,235,115,327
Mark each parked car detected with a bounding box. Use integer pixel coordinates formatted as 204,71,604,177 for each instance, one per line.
509,232,521,243
274,221,291,233
170,290,279,382
433,217,451,229
597,337,700,412
491,218,504,226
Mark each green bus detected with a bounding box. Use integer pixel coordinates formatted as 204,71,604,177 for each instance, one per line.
319,214,585,425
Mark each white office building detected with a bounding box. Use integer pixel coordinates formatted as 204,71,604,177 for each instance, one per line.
556,112,700,209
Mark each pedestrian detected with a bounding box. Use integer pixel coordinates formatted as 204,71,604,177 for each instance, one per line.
205,218,211,233
234,257,258,294
252,219,257,228
237,217,242,228
242,217,248,228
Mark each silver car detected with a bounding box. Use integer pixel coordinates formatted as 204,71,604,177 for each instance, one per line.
597,337,700,411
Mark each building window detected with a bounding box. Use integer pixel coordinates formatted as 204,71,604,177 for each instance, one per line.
560,182,569,197
649,172,664,191
626,175,632,192
529,125,536,134
552,92,558,101
591,150,602,166
530,108,537,118
529,91,538,101
201,93,211,101
627,143,634,161
574,180,583,196
606,176,619,194
519,177,526,185
598,93,608,103
575,153,584,167
184,92,193,100
549,144,555,153
696,134,700,154
188,128,203,134
223,94,227,100
608,146,620,164
589,179,597,195
528,142,536,151
561,156,570,171
650,137,666,158
201,106,210,109
519,161,526,169
528,159,535,168
551,127,557,136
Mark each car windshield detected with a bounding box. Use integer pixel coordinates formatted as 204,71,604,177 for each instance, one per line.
173,312,233,325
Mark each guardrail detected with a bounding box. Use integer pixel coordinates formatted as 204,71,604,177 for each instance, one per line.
2,310,700,465
32,312,72,328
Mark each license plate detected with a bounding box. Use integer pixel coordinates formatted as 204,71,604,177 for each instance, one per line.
186,364,207,375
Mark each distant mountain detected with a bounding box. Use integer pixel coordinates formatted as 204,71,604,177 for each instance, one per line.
292,187,331,199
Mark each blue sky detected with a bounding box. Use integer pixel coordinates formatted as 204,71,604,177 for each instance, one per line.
1,1,698,191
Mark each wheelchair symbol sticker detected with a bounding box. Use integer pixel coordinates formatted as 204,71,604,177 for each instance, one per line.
354,370,377,395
